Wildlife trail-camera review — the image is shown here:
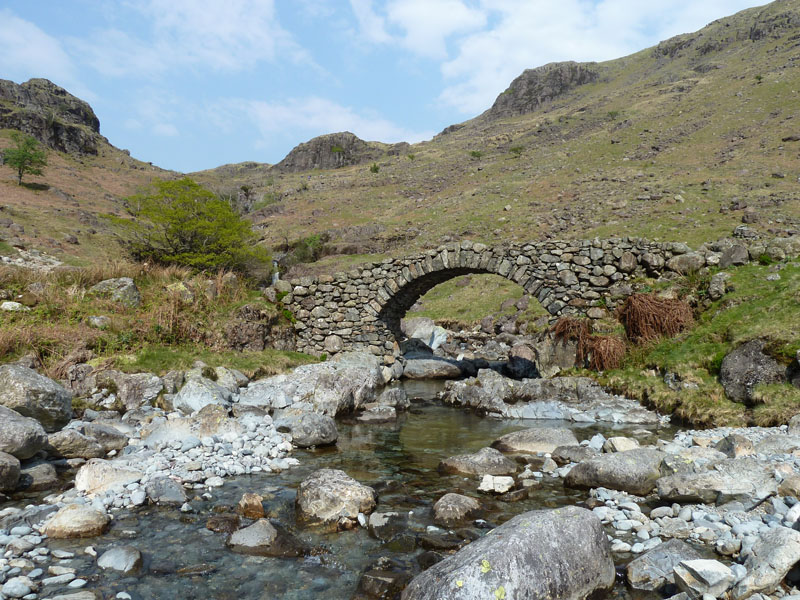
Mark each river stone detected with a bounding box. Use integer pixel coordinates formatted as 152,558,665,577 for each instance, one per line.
146,476,188,506
478,474,515,494
368,511,408,541
357,404,397,423
43,504,109,538
88,277,142,307
719,340,787,405
564,448,664,495
714,434,755,458
403,358,463,379
0,451,21,492
237,493,265,519
603,436,640,453
296,468,377,526
172,377,231,415
732,527,800,599
1,577,32,599
18,461,58,491
674,559,735,599
81,422,128,453
433,493,481,528
401,506,614,600
627,539,704,592
660,447,727,475
75,458,142,494
46,429,105,459
227,519,305,557
376,387,410,410
438,447,517,476
491,427,578,454
276,413,337,448
0,365,73,431
656,458,777,508
552,445,600,466
0,405,47,460
97,545,142,574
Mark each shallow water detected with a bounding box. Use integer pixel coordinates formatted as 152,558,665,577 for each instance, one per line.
42,380,677,600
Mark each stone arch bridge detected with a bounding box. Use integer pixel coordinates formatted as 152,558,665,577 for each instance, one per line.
284,238,697,361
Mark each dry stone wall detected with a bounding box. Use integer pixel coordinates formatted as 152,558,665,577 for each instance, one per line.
285,237,698,362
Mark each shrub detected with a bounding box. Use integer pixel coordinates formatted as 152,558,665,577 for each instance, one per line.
469,150,483,160
369,162,380,173
2,131,47,185
616,293,693,344
407,153,416,161
509,145,524,158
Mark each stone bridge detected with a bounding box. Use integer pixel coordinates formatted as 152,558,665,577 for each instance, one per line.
284,237,700,361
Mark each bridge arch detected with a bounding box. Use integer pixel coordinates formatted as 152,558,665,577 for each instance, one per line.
284,238,676,361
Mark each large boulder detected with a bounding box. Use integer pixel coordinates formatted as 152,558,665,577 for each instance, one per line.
18,462,58,492
94,370,163,411
42,504,109,538
275,412,337,448
145,476,188,506
491,427,578,454
296,469,376,526
81,422,129,453
433,493,481,528
0,365,73,431
88,277,142,307
75,458,142,494
719,340,787,405
564,448,664,495
402,358,464,380
0,451,20,492
530,330,580,377
627,539,704,593
172,377,231,415
401,507,614,600
0,405,47,459
732,527,800,599
402,317,449,351
46,429,105,459
438,447,517,476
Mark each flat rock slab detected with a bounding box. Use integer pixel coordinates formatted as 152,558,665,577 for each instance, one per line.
564,448,664,495
401,506,615,600
438,447,517,476
627,539,704,592
97,545,142,574
75,458,142,494
491,427,578,454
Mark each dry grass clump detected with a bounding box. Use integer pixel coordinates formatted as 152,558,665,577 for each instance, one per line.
552,317,626,371
588,335,626,371
616,293,693,344
551,317,592,364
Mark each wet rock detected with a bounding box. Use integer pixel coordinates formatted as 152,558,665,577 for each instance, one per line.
355,566,411,600
227,519,305,557
97,545,142,574
438,447,517,476
46,429,105,459
43,504,109,538
433,493,481,528
172,377,231,415
75,458,142,494
403,358,463,379
733,527,800,599
603,436,640,452
674,559,735,599
564,448,664,495
715,434,755,458
478,474,515,494
357,404,397,423
491,427,578,454
401,506,614,600
296,468,376,526
18,461,58,491
0,451,21,492
1,577,33,599
276,412,338,447
627,539,704,593
237,493,265,519
88,277,141,307
552,445,600,466
0,364,73,431
376,387,410,410
719,340,787,405
367,512,408,541
206,514,241,534
146,476,188,506
418,531,464,551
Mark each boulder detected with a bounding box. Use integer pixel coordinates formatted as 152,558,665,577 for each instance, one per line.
46,429,105,459
491,427,578,454
376,387,410,410
732,527,800,599
719,340,787,405
402,317,449,350
226,519,305,557
146,476,188,506
660,447,727,475
296,468,376,526
43,504,109,538
403,358,463,379
504,344,539,379
0,405,47,459
674,560,735,599
172,377,231,415
17,462,58,492
627,539,704,592
0,365,73,431
719,244,750,268
0,451,21,492
531,330,580,377
477,474,515,494
564,448,664,495
75,458,142,494
552,445,600,466
754,434,800,455
666,252,705,275
276,412,337,448
81,422,128,453
432,493,481,528
438,447,517,476
714,434,754,458
603,436,640,453
88,277,142,307
237,493,265,519
97,546,142,574
95,370,163,411
401,506,614,600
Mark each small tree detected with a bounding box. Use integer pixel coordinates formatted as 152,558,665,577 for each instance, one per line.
109,177,271,277
3,132,47,185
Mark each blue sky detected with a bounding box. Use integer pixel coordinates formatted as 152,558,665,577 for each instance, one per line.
0,0,766,172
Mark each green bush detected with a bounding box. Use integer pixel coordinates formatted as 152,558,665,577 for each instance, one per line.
2,131,47,185
469,150,483,160
369,162,380,173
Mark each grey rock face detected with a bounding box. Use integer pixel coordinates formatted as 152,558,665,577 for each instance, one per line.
627,539,704,592
719,340,787,404
276,412,338,448
719,244,750,268
375,387,410,410
402,358,464,379
552,444,600,466
733,527,800,599
492,427,578,454
401,507,614,600
97,545,142,574
564,448,664,495
296,469,376,526
146,476,188,506
438,447,517,476
275,131,382,172
95,370,163,410
432,493,481,528
74,458,142,494
0,365,73,432
0,451,21,492
18,461,58,491
88,277,142,307
666,252,706,275
0,405,47,459
81,422,128,453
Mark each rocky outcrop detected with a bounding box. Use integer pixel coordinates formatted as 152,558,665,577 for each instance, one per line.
0,78,103,154
486,62,599,120
273,132,383,173
0,365,73,432
401,507,614,600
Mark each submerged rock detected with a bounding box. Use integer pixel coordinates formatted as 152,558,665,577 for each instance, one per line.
432,493,481,528
438,447,517,476
401,506,614,600
491,427,578,454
